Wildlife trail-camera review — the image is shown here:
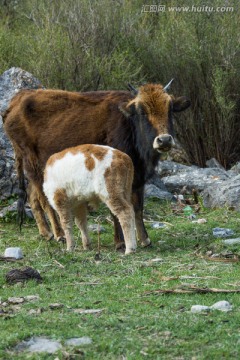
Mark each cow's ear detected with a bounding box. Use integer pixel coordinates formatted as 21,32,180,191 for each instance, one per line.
172,97,191,112
118,102,136,118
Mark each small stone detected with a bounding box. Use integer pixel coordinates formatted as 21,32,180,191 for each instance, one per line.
149,258,164,263
4,247,23,259
28,309,43,315
222,238,240,245
73,308,103,315
65,337,92,346
213,228,234,238
15,337,62,353
192,218,207,224
8,297,24,304
49,303,64,310
210,301,232,312
191,305,210,313
206,250,213,256
88,224,105,233
151,222,166,229
24,295,40,302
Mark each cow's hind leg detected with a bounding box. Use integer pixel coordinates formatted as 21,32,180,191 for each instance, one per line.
28,183,53,240
105,198,136,255
74,204,91,250
36,185,65,241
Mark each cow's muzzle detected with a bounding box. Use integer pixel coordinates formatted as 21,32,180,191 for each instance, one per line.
153,134,175,152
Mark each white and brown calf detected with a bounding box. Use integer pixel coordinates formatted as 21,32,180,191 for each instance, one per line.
43,144,137,255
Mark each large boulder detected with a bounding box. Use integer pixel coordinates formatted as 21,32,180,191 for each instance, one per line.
156,160,234,193
202,174,240,211
0,67,43,199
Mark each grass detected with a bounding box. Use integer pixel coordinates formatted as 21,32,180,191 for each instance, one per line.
0,198,240,359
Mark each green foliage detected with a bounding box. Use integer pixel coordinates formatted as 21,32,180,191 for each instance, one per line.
0,0,240,166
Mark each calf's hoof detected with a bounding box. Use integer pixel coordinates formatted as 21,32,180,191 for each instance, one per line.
66,247,75,252
125,248,136,255
141,238,152,248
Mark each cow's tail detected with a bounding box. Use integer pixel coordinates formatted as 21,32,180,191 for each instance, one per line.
15,154,27,231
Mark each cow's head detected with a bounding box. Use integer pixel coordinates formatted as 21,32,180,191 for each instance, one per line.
120,81,190,154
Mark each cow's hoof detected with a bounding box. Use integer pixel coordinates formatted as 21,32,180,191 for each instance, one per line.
115,242,126,252
57,236,66,243
66,247,75,252
40,232,54,241
141,238,152,247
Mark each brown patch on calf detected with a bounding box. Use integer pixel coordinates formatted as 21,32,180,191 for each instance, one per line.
82,145,108,171
53,188,68,208
104,149,134,207
46,144,108,172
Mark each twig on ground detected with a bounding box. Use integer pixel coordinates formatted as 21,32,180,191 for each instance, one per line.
143,284,240,296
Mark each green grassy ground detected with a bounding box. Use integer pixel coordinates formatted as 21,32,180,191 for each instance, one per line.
0,199,240,359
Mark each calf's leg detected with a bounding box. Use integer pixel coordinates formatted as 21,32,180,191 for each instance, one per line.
28,183,53,240
74,204,91,250
52,189,75,251
112,214,125,251
106,198,137,255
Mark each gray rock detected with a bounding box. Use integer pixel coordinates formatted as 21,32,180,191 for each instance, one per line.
191,305,210,313
210,301,232,312
161,166,230,193
147,173,169,190
212,228,235,238
88,224,106,233
15,337,62,353
144,184,173,200
4,247,23,259
202,174,240,211
222,238,240,245
151,222,167,229
0,200,33,219
65,337,92,346
156,160,192,178
206,158,225,170
230,162,240,174
0,67,43,199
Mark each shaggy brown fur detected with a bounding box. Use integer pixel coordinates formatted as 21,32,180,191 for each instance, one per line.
3,84,190,248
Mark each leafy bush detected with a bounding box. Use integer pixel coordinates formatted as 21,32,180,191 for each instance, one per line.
0,0,239,167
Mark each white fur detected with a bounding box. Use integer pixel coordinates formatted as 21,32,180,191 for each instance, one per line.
43,146,113,209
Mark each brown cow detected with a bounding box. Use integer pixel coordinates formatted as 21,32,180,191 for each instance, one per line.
3,82,190,249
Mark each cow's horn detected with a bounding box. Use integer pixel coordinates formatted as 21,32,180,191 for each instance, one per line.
127,83,138,95
163,78,174,92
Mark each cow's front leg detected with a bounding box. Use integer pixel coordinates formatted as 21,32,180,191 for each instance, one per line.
132,188,151,247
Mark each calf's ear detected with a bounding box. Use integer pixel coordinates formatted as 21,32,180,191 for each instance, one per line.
172,96,191,112
118,102,136,118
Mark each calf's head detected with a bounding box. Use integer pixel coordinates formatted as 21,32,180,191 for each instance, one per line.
120,82,190,154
